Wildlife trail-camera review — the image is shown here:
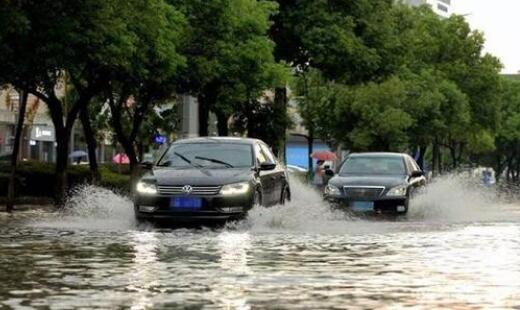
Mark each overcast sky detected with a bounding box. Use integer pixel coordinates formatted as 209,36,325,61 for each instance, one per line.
453,0,519,73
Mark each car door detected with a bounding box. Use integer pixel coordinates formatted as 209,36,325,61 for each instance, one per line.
255,143,276,205
259,143,285,203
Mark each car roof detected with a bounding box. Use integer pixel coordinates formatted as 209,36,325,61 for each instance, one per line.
348,152,407,158
172,137,261,145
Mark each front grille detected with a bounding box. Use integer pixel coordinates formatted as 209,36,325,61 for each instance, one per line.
343,186,385,200
157,185,221,196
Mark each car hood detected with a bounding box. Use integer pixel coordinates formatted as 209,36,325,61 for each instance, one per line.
329,174,406,189
143,167,253,186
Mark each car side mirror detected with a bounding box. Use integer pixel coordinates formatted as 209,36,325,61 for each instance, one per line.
411,170,424,178
260,162,276,171
325,169,335,177
140,161,154,170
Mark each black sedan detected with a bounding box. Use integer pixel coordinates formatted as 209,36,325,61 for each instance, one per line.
134,137,290,223
324,153,426,214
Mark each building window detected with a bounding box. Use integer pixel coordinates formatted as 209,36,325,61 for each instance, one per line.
438,0,451,5
437,3,448,12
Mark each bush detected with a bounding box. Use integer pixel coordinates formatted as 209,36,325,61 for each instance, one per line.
99,165,131,194
0,161,131,198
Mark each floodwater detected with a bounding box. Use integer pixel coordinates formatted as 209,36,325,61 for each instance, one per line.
1,176,520,309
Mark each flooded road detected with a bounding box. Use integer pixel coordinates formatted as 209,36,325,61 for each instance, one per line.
1,176,520,309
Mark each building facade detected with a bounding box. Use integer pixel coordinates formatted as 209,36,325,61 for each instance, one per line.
0,88,57,161
403,0,452,17
0,87,119,163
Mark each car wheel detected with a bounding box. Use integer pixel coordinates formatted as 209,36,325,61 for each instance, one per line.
397,198,409,215
280,186,291,205
254,190,262,207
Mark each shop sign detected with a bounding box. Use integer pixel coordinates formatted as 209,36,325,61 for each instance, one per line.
30,126,55,142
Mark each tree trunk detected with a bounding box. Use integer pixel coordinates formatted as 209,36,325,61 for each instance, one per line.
121,139,139,186
79,105,100,184
198,94,210,137
54,127,70,206
432,140,440,177
308,127,314,182
449,145,457,170
273,87,288,160
6,90,28,213
216,110,229,136
418,145,427,171
137,142,144,163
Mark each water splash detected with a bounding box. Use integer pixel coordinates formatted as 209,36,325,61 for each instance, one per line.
24,173,520,233
234,179,374,234
238,174,520,234
409,174,519,223
30,185,137,231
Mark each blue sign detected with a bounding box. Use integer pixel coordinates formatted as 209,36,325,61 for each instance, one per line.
153,135,167,145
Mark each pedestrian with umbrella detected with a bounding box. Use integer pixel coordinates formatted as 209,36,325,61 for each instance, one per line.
69,150,88,165
310,151,337,190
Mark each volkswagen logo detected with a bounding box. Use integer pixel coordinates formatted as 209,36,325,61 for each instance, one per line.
182,185,193,195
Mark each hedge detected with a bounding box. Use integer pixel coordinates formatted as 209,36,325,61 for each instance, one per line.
0,161,131,198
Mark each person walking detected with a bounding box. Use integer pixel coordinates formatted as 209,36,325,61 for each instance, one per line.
313,160,325,189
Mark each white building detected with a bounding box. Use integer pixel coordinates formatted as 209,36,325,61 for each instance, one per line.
403,0,452,17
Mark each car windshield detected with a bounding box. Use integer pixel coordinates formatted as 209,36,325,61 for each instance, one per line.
157,143,253,168
339,156,405,176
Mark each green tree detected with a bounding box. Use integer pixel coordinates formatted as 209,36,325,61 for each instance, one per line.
103,0,185,181
491,78,520,182
171,0,283,137
272,0,399,83
0,2,31,212
0,0,185,202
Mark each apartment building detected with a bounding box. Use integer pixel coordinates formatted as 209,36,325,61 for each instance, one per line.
403,0,452,17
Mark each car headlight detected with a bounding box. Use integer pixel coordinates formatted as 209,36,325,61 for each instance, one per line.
136,181,157,195
220,182,250,196
324,184,341,196
386,185,407,197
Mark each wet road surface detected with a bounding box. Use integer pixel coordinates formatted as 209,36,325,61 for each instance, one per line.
1,176,520,309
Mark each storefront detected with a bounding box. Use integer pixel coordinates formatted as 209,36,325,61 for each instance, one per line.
28,125,56,162
0,124,14,154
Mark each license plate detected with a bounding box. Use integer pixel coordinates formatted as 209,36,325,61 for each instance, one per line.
170,197,202,209
351,201,374,212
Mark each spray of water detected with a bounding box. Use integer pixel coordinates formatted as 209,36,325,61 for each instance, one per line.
30,185,137,231
232,179,357,234
26,173,520,233
409,174,519,223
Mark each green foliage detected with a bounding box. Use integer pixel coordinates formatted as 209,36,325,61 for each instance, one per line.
171,0,289,137
274,0,400,83
291,3,503,174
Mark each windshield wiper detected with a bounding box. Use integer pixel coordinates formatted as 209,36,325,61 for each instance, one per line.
194,156,234,168
158,152,203,168
157,160,171,167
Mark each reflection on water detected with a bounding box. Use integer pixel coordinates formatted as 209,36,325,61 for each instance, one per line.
212,232,252,310
129,232,160,310
1,177,520,308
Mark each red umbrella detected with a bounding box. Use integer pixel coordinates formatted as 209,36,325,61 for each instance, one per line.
310,151,337,161
112,153,130,164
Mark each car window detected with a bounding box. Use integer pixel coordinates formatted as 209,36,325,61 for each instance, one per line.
158,143,253,168
339,156,406,175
